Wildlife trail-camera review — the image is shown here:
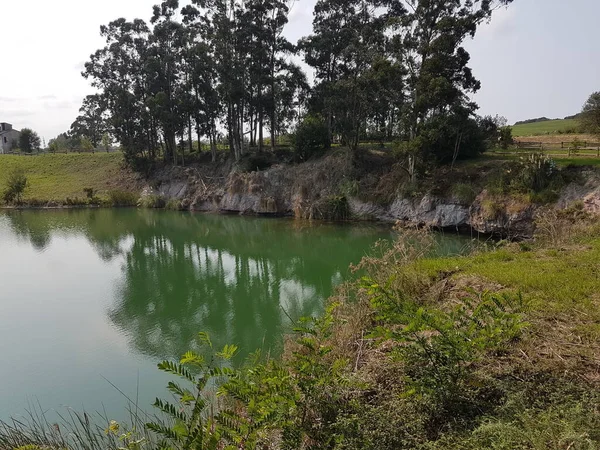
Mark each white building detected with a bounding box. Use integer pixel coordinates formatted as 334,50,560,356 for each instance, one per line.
0,123,21,154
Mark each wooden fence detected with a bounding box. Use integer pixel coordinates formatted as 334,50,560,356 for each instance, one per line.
515,140,600,157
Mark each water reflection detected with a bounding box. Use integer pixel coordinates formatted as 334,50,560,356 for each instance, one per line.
1,209,396,361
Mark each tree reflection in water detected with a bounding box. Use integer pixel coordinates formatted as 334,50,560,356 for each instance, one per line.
2,209,396,361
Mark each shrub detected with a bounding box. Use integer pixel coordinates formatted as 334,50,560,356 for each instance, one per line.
82,187,101,205
138,194,166,208
165,199,181,210
499,126,513,149
65,197,88,206
2,169,28,205
108,190,138,207
452,182,478,204
236,153,273,173
293,115,330,160
515,153,557,192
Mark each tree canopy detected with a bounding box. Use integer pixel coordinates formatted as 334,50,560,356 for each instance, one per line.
76,0,514,171
580,92,600,135
19,128,42,153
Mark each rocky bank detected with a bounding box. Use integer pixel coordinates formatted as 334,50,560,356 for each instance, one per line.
144,154,600,239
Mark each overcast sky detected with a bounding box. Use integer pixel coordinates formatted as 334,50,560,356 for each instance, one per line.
1,0,599,142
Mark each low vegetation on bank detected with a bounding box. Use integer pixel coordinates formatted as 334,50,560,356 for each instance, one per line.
3,209,599,450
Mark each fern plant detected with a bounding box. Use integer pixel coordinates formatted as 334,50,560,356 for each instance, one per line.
145,332,238,450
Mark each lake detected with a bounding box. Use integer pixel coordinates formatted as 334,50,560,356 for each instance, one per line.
0,209,467,423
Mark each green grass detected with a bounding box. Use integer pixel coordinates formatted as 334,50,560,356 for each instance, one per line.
512,118,579,136
418,240,600,316
0,153,137,202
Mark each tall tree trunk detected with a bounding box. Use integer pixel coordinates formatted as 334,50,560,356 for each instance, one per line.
188,115,193,155
258,108,264,153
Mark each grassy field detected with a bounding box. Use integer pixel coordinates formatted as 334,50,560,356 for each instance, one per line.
512,118,579,136
0,153,139,201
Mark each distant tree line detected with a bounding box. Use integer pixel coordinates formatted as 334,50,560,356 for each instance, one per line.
61,0,513,172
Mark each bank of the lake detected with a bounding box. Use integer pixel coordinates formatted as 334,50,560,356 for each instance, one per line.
3,151,600,239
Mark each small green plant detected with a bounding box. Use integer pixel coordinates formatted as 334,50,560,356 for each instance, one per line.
109,190,138,207
3,168,28,205
145,332,244,449
569,139,584,156
499,126,513,149
321,195,350,220
482,198,504,219
165,199,182,211
452,182,478,204
339,178,360,197
83,187,101,205
138,194,166,209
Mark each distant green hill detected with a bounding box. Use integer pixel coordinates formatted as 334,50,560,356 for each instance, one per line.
512,118,580,136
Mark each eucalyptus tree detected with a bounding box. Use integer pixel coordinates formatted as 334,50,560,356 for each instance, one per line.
70,94,107,148
147,0,188,165
83,18,156,167
580,92,600,135
388,0,515,165
181,2,221,161
301,0,399,154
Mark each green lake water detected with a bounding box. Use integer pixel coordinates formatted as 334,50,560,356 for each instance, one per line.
0,209,468,423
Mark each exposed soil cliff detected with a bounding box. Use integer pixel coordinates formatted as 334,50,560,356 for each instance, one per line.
145,153,600,239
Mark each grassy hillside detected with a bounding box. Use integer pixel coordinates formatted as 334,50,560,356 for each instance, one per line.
512,118,579,136
0,153,139,201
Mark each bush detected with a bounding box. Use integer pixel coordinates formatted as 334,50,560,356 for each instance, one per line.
165,199,181,210
138,194,166,209
452,182,478,204
515,153,557,192
293,115,330,160
83,187,101,205
108,190,138,207
2,169,28,205
499,126,513,149
236,153,273,173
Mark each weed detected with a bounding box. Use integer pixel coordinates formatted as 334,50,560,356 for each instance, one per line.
451,182,477,204
108,190,138,207
3,168,28,205
139,195,166,209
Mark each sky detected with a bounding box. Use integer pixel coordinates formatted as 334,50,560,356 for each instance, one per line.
1,0,599,142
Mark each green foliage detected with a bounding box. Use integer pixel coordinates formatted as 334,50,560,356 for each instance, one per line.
365,279,528,406
108,190,139,207
293,115,330,161
321,195,350,220
146,333,249,450
451,182,477,204
165,199,181,211
83,187,101,205
19,129,41,154
515,153,558,192
579,91,600,135
138,195,166,209
3,168,28,205
499,126,513,149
